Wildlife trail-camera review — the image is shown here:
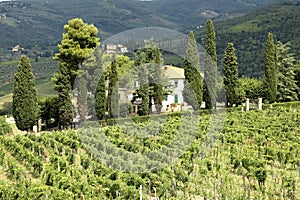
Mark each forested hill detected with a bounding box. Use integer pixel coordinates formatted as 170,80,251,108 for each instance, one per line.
196,1,300,78
0,0,281,54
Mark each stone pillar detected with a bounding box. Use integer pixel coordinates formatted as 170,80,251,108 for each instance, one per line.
258,98,263,110
246,98,250,111
33,125,38,133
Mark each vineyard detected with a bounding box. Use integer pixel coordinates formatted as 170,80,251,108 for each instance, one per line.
0,58,57,96
0,103,300,199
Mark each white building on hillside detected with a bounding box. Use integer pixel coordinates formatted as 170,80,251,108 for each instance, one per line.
129,65,204,114
104,43,128,54
161,65,185,112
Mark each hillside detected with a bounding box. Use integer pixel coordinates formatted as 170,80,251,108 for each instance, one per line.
196,1,300,77
0,0,281,61
143,0,282,29
0,58,57,88
0,103,300,199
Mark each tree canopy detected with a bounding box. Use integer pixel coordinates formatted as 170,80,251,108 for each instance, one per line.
12,55,38,131
204,19,217,109
52,18,100,128
54,18,100,88
183,31,203,110
263,32,277,103
223,43,239,107
276,42,299,102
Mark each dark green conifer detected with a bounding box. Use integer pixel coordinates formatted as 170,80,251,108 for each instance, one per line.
204,19,217,109
13,55,38,131
263,32,278,103
183,31,203,110
223,43,238,107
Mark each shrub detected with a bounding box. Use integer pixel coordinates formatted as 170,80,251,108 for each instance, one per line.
119,102,133,118
0,116,11,135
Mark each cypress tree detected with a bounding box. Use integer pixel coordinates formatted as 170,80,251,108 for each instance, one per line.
94,52,106,121
182,31,203,111
77,75,88,122
295,61,300,91
135,46,154,115
53,18,100,128
153,48,163,113
276,42,299,102
135,41,163,114
223,43,238,107
13,55,38,131
204,19,217,109
53,63,73,129
107,58,120,118
263,32,278,103
137,64,149,116
95,73,107,120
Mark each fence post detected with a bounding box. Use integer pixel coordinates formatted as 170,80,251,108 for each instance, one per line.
258,98,263,110
140,185,143,200
166,189,168,200
246,98,250,111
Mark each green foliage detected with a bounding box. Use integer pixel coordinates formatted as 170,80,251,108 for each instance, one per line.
119,102,133,118
76,75,88,122
116,55,135,89
53,18,100,128
38,96,59,129
95,54,134,120
12,55,38,131
263,33,277,103
0,117,11,135
79,48,106,120
52,63,73,129
276,42,299,102
0,58,57,92
1,103,300,199
0,0,280,60
183,31,203,110
235,84,246,105
223,43,239,107
54,18,100,88
95,74,107,120
195,2,300,77
135,44,164,115
204,19,217,109
295,60,300,91
0,102,13,116
153,48,164,114
238,77,264,100
205,20,217,63
107,58,120,118
137,64,149,116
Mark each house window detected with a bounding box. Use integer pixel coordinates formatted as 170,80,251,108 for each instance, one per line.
174,94,178,103
174,81,178,87
164,95,168,101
